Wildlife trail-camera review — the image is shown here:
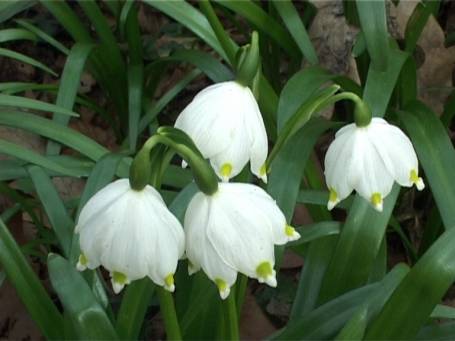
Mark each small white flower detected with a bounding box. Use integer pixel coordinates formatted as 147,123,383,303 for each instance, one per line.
184,182,300,299
324,118,424,212
75,179,185,294
175,81,268,183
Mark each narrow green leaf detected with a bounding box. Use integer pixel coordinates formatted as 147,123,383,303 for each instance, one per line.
47,43,94,155
15,19,70,54
366,227,455,339
335,305,368,340
139,69,201,133
291,221,340,246
0,111,109,161
0,28,37,43
276,66,332,130
0,1,36,24
145,49,233,83
272,0,318,64
0,139,81,177
0,218,64,339
398,101,455,230
0,94,78,117
269,118,335,222
431,305,455,319
116,279,155,339
216,0,300,58
28,166,74,256
48,254,118,340
0,47,57,76
124,2,143,151
417,322,455,340
405,0,440,52
142,0,227,60
362,47,408,117
318,187,400,303
356,0,389,71
276,264,409,340
297,189,353,209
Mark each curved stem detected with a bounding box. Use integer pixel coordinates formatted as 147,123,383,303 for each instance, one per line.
157,287,182,340
224,292,240,341
266,90,371,169
129,128,219,195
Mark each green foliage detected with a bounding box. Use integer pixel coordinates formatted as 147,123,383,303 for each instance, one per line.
1,1,455,340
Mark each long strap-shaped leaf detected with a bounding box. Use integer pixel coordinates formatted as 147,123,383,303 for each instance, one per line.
398,100,455,230
365,226,455,339
46,43,94,155
28,166,74,257
356,0,389,71
48,254,118,339
0,218,64,339
274,263,409,340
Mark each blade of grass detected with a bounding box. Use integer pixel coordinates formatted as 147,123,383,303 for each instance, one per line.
365,227,455,339
0,139,81,177
15,19,70,54
0,1,36,24
272,0,318,64
0,28,36,43
275,263,409,340
0,94,78,117
46,43,94,155
398,100,455,230
215,0,300,58
0,47,57,76
404,0,440,52
143,0,227,60
123,2,143,152
28,166,74,257
0,218,64,339
356,0,389,71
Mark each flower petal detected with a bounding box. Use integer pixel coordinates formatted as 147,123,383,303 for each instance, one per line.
368,120,419,188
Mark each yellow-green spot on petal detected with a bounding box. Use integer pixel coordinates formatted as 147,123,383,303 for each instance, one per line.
329,188,338,202
371,193,382,206
112,271,128,285
259,164,267,176
256,261,273,278
215,278,227,292
165,274,174,288
220,163,233,179
285,224,296,237
410,169,419,183
79,253,88,266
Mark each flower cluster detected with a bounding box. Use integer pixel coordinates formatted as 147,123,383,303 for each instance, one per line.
75,80,298,299
75,79,423,299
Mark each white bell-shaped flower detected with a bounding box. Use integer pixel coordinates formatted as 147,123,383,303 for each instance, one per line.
184,182,300,299
174,81,268,183
75,179,185,294
324,117,424,212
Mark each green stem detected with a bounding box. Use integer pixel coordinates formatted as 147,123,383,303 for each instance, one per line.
328,92,372,127
199,0,237,66
235,274,248,317
157,287,182,340
129,129,219,194
266,90,371,169
224,292,240,341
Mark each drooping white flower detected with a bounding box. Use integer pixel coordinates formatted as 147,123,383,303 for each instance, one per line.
324,117,424,212
75,179,185,294
184,182,300,299
174,81,268,183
